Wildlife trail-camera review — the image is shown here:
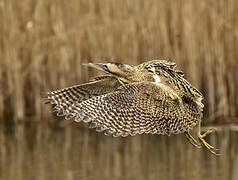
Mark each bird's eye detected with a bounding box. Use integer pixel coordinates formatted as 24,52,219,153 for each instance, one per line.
103,65,110,72
146,66,155,73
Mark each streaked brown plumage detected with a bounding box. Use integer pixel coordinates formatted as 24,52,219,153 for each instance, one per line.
45,60,218,155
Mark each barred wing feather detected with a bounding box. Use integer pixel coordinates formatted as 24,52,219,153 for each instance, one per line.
72,82,201,137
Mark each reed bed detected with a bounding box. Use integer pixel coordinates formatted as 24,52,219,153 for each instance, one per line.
0,0,238,124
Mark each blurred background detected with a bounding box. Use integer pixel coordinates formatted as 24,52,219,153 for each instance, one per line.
0,0,238,180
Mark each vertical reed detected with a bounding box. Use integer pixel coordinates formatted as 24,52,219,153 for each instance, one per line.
0,0,237,123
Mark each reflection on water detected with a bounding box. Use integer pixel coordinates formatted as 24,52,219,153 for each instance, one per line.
0,119,238,180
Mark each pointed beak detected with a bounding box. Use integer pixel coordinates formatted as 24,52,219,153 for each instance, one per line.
82,63,110,73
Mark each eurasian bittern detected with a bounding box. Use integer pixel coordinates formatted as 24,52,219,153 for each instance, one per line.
45,60,218,155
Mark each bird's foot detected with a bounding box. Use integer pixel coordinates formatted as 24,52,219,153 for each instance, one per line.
185,132,201,148
198,128,220,155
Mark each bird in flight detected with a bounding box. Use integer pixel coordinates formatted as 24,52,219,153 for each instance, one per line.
45,60,218,155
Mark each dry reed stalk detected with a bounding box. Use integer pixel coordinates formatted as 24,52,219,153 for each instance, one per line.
0,0,237,124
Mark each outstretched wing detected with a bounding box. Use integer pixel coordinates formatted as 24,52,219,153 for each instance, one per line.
68,82,202,136
45,76,122,118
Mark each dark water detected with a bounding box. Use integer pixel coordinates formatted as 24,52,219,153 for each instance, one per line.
0,120,238,180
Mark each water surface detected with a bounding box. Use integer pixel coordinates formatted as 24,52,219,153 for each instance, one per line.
0,119,237,180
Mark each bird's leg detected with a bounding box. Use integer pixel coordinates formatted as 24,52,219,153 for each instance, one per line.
185,131,201,148
197,117,220,155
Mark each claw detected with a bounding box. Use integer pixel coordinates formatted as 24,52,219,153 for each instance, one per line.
198,128,221,155
195,115,221,155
